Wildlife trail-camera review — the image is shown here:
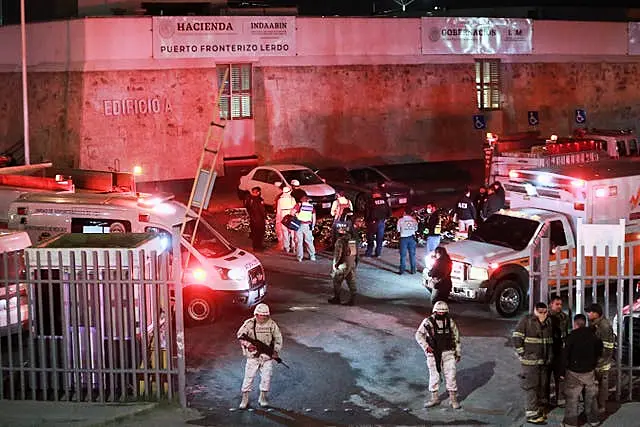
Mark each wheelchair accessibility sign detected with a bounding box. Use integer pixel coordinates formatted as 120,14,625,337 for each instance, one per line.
575,109,587,124
528,111,539,126
473,115,486,130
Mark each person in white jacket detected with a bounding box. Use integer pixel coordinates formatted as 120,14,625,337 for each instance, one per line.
331,191,353,222
276,186,297,253
237,303,283,409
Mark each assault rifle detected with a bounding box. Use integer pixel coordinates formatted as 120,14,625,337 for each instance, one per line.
238,333,290,369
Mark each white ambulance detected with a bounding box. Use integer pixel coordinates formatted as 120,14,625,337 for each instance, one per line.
423,160,640,317
0,230,32,335
7,192,267,327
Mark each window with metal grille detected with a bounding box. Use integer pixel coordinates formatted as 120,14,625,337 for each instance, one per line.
475,59,501,110
217,64,252,120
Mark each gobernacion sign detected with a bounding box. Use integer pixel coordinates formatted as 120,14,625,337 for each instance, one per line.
153,16,296,58
422,17,532,54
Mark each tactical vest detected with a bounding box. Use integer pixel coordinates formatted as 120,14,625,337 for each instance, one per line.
428,317,455,351
296,202,314,223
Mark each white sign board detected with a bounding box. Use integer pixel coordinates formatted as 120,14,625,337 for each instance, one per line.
153,16,296,59
629,22,640,55
422,17,532,55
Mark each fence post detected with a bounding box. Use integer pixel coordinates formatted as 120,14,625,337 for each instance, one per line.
172,237,187,408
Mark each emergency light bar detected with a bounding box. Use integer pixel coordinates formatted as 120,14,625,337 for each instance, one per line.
508,169,586,190
136,192,175,208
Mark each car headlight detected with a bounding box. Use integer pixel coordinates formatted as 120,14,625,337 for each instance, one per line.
217,267,247,281
424,254,435,269
228,268,247,281
469,266,489,281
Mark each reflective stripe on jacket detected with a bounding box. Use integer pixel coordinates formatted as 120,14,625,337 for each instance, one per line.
295,202,315,223
513,314,553,366
591,316,614,371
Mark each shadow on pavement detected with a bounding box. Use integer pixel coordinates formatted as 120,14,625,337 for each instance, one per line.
457,361,497,401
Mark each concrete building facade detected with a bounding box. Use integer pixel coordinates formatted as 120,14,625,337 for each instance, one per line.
0,17,639,181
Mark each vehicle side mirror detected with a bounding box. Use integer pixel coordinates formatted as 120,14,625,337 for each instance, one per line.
274,181,282,188
321,178,326,183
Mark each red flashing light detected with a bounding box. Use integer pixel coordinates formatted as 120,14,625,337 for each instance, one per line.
138,213,150,222
509,170,520,179
574,202,585,211
17,207,27,215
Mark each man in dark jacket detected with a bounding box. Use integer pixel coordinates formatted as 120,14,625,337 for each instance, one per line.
546,295,570,408
562,314,602,427
244,186,266,251
512,302,554,425
483,185,504,219
474,186,488,222
454,187,476,233
364,187,391,257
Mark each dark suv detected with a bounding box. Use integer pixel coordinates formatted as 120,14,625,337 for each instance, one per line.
316,166,413,212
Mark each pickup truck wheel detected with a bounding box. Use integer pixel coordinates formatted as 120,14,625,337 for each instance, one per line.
492,280,523,318
184,289,217,328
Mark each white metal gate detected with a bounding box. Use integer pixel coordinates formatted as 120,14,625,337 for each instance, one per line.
529,235,640,401
0,249,186,404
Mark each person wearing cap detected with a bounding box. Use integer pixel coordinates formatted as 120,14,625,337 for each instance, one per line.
562,313,602,427
290,179,306,203
329,215,359,306
291,194,316,262
397,206,418,275
512,302,554,425
237,303,283,409
276,186,297,253
364,187,391,257
415,301,462,409
586,303,614,415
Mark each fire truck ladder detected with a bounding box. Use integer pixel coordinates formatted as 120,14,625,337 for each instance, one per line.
179,67,229,259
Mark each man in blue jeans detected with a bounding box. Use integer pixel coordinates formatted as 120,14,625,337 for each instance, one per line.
364,187,391,257
424,203,442,254
397,206,418,274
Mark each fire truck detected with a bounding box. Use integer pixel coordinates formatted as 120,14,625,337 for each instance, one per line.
484,131,608,190
424,160,640,317
0,168,267,327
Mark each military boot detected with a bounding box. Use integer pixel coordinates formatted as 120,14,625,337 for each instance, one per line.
343,294,356,306
239,392,249,409
449,391,461,409
328,292,341,304
258,391,269,407
424,392,440,408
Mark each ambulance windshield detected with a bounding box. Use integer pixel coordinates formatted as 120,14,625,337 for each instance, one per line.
179,219,234,258
469,214,540,251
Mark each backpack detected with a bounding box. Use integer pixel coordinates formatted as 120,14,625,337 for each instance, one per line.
281,214,301,231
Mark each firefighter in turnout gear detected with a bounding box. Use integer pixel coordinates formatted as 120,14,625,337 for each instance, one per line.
512,302,554,425
415,301,462,410
329,218,358,305
586,303,615,414
237,303,283,409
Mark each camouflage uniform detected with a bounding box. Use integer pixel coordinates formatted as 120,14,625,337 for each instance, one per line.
330,232,358,303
